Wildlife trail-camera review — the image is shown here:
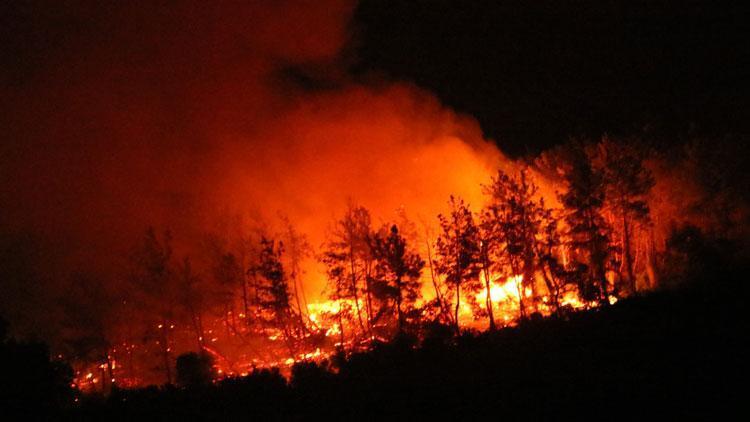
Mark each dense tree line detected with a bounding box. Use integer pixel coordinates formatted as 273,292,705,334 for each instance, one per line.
2,136,745,390
73,272,748,419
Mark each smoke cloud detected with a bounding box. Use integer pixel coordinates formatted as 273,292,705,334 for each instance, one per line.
0,1,506,341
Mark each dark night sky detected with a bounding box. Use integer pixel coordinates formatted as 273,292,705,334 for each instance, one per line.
2,1,748,157
353,0,749,156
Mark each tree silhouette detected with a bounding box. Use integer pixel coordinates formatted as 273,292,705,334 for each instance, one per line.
129,227,176,384
535,208,567,314
558,145,613,304
59,273,115,393
371,224,425,333
176,257,207,351
279,216,314,329
251,236,302,357
435,196,482,332
175,351,216,387
482,168,550,319
593,137,654,295
320,204,376,341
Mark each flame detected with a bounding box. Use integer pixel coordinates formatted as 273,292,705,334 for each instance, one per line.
477,274,526,303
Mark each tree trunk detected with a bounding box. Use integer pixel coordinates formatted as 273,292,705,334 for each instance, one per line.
364,261,375,338
523,254,536,313
454,282,461,333
190,307,205,351
337,297,346,347
482,262,496,330
516,272,527,320
161,320,172,385
540,264,560,316
425,238,451,325
241,276,249,319
396,277,404,333
587,209,609,305
349,251,366,335
645,227,658,289
622,213,636,295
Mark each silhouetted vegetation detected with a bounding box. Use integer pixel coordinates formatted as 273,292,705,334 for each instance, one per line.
2,1,747,417
0,317,74,415
65,265,747,419
175,352,216,388
1,135,747,417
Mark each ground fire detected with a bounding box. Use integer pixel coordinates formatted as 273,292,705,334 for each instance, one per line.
64,137,743,391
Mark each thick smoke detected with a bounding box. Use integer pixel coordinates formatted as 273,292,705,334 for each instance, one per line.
0,1,505,341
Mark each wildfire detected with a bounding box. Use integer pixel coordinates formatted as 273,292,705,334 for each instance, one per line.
67,141,663,391
477,274,528,304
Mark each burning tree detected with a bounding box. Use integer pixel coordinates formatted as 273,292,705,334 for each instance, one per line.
558,144,614,304
535,208,568,315
320,204,376,342
176,257,207,352
371,224,425,334
59,273,116,392
593,137,654,295
434,196,482,332
250,236,304,358
279,216,314,328
481,168,550,319
128,227,177,384
204,229,254,337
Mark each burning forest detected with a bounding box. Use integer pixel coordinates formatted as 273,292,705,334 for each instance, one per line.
1,0,748,418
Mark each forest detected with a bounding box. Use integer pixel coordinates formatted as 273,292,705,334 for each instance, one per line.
1,0,747,418
3,135,746,414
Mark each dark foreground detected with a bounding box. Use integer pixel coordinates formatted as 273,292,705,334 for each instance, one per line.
4,273,746,420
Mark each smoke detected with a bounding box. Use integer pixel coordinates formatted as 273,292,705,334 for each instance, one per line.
0,1,506,341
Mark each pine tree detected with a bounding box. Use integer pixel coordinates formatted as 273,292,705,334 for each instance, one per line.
371,224,425,333
594,137,654,295
320,204,375,340
129,227,176,384
559,144,613,304
434,196,482,332
251,236,301,357
535,206,566,314
176,257,207,351
482,168,548,319
279,216,314,328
